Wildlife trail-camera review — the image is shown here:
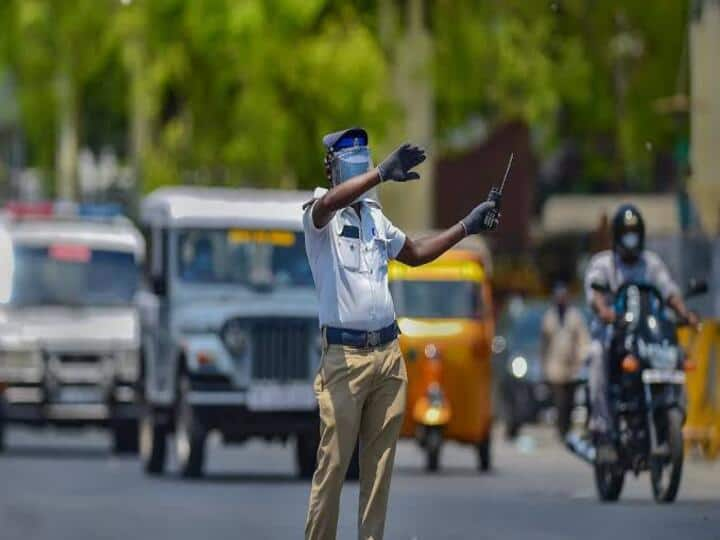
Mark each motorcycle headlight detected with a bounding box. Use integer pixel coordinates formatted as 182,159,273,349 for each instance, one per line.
115,350,139,381
510,356,528,378
222,320,250,358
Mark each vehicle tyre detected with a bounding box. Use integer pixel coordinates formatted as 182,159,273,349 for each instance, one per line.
346,441,360,481
0,396,6,453
651,407,684,504
505,413,521,441
140,406,168,475
477,436,491,472
296,431,319,480
112,418,139,454
175,376,207,478
594,463,625,502
425,426,443,473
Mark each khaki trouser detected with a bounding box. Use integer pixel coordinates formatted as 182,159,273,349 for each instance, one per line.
305,338,407,540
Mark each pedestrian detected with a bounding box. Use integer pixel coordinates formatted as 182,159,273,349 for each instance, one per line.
540,282,589,438
303,127,500,540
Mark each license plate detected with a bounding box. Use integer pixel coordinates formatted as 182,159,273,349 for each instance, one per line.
58,386,104,404
642,369,685,385
247,383,317,411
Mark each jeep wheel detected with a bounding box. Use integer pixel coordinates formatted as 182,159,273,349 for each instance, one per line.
296,431,319,480
112,419,139,455
175,376,207,478
140,406,168,475
346,442,360,481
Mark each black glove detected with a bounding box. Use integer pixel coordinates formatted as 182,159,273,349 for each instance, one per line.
460,200,499,235
377,143,426,182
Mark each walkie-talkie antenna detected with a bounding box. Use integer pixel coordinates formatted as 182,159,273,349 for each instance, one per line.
499,152,514,194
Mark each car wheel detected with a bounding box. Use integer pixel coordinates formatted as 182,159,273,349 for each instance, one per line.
0,396,6,453
175,376,207,478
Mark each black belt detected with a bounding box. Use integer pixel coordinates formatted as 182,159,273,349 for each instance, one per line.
325,322,399,349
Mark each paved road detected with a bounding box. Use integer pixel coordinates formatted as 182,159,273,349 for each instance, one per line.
1,425,718,540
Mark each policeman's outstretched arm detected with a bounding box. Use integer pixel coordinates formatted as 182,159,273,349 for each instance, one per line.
396,199,498,267
312,143,425,229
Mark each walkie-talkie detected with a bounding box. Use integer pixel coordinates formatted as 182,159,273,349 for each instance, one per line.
484,152,513,230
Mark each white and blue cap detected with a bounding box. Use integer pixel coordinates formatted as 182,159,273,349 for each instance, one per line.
323,127,373,186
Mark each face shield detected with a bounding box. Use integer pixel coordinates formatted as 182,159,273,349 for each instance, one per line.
330,145,378,203
331,146,373,185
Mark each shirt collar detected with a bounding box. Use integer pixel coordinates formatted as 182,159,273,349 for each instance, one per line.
312,187,382,210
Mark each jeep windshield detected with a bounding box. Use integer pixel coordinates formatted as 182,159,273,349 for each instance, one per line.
390,280,481,319
6,245,139,307
177,229,313,288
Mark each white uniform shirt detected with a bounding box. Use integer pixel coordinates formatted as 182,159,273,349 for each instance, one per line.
303,188,407,331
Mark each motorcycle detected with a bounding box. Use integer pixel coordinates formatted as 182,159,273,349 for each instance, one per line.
566,279,706,503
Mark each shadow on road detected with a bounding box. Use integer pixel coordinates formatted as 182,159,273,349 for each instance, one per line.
394,465,497,478
1,445,111,460
162,472,309,485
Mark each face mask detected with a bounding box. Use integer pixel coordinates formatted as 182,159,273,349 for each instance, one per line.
621,232,640,250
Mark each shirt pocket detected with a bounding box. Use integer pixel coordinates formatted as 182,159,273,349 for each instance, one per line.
337,236,361,271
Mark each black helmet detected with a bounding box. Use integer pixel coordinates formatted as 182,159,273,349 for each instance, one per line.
612,204,645,262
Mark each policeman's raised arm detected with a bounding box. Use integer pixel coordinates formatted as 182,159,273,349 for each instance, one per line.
312,143,426,229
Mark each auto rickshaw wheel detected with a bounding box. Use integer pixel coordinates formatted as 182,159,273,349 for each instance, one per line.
425,427,443,472
477,437,491,472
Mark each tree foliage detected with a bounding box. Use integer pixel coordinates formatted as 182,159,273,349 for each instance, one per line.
0,0,690,194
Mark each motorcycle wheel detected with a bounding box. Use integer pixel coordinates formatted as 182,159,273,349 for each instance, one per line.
594,463,625,502
650,407,684,503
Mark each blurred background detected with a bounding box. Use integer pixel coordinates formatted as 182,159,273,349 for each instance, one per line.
1,1,720,539
1,0,718,301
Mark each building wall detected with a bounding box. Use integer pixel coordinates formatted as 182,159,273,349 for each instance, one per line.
434,121,536,253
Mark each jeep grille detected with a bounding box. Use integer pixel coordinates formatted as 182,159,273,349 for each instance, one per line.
249,318,313,381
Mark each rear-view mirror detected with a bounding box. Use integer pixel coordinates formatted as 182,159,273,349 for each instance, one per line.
686,278,708,298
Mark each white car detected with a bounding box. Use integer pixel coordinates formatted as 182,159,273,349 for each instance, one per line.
0,204,144,453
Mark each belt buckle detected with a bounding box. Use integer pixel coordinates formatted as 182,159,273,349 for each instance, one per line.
367,331,380,348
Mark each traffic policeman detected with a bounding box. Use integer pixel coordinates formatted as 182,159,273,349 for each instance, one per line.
303,127,499,540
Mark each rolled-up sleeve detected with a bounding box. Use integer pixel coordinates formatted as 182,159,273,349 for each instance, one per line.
383,215,407,260
646,252,680,300
584,253,609,305
303,202,330,264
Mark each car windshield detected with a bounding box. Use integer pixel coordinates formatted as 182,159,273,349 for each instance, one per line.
6,245,139,307
177,229,313,288
390,280,480,318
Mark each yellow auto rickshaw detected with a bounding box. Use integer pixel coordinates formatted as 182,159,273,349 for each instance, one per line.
389,238,494,472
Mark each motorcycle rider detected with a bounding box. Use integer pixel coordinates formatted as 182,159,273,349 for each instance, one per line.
584,204,698,462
